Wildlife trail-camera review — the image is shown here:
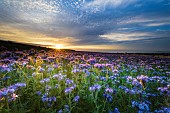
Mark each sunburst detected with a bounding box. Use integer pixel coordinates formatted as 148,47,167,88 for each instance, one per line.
55,44,64,49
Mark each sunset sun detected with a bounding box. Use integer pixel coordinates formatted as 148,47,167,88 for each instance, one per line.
54,44,64,49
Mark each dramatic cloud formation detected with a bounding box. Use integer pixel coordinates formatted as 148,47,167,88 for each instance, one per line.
0,0,170,52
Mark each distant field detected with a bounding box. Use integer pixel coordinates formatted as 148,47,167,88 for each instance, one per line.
0,41,170,113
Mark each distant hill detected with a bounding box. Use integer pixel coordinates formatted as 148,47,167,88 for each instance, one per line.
0,40,75,52
0,40,169,56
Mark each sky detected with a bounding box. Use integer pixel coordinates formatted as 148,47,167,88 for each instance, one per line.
0,0,170,52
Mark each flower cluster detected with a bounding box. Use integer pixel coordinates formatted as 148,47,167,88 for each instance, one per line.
64,84,76,94
154,107,170,113
40,78,50,84
0,83,26,102
53,74,66,81
89,84,102,92
132,101,150,112
157,86,170,97
41,93,56,103
103,94,113,103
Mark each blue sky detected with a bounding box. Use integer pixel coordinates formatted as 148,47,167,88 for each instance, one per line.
0,0,170,52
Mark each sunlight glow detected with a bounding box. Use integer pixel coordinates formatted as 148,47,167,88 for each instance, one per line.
54,44,64,49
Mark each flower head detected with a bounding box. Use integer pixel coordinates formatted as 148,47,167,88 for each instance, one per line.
73,95,80,102
89,84,102,92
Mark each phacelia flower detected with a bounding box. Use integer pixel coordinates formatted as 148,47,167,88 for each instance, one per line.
89,84,102,92
103,94,113,103
73,95,80,102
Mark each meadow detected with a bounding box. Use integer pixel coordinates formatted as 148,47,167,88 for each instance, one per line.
0,47,169,113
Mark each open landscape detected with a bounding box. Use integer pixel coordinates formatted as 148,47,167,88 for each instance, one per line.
0,0,170,113
0,41,169,113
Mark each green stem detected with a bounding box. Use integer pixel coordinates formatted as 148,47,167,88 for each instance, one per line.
93,91,99,113
102,100,106,113
68,94,72,113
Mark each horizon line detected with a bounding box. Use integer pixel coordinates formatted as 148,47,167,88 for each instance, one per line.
0,39,170,54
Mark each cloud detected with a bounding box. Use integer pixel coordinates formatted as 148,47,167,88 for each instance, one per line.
100,32,153,41
145,22,170,27
85,0,136,9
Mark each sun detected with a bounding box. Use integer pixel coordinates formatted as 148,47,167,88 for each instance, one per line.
54,44,64,49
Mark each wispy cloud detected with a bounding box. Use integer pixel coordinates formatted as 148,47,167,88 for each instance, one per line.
145,22,170,27
100,32,152,41
85,0,136,8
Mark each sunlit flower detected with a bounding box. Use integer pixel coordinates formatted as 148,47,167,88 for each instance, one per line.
89,84,102,92
105,88,114,94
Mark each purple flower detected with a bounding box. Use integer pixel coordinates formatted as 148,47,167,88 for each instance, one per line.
40,78,50,84
36,91,42,96
89,84,102,92
39,68,45,73
109,76,116,80
64,84,76,94
105,88,114,94
1,76,10,81
129,89,136,95
113,108,120,113
73,95,80,102
157,86,170,96
137,75,149,82
132,101,138,107
53,74,65,81
83,69,91,76
44,78,50,82
72,69,80,73
65,79,73,85
113,69,119,74
53,74,59,78
100,76,107,81
87,58,96,65
42,96,48,102
46,96,56,102
53,64,58,68
8,89,15,93
125,88,129,93
132,79,142,88
1,91,8,96
14,83,26,87
131,101,150,112
64,87,73,94
89,86,96,91
103,94,113,103
55,84,59,88
154,107,170,113
41,94,56,103
58,109,62,113
94,63,105,69
52,96,57,102
47,67,54,72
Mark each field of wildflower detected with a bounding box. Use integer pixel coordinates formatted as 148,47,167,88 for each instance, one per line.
0,48,169,113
